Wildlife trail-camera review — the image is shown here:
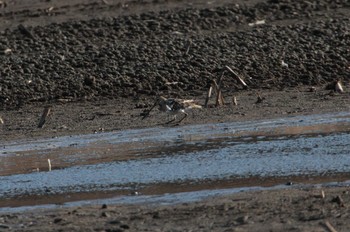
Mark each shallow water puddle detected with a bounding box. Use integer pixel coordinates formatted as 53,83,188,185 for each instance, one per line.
0,112,350,209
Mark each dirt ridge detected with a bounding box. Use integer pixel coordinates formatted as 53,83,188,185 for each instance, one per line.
0,0,349,109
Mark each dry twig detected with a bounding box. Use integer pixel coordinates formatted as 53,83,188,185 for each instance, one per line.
256,93,265,104
332,195,345,207
204,85,213,108
225,66,248,89
18,24,36,40
324,221,338,232
232,96,238,106
335,80,344,93
184,40,192,56
48,159,52,171
0,1,7,8
38,106,51,128
215,72,225,107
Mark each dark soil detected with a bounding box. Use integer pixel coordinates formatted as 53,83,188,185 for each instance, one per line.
1,187,350,231
0,0,349,109
0,0,349,231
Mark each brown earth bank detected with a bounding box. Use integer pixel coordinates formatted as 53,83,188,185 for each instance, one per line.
0,186,349,231
0,86,349,142
0,0,349,109
0,0,349,231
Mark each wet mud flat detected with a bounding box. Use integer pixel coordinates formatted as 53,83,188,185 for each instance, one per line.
0,112,350,231
1,111,350,210
0,187,349,232
0,0,350,231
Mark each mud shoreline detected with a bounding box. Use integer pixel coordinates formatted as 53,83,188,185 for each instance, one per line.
0,0,349,231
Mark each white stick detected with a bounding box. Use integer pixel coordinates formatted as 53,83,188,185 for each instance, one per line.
225,66,248,88
48,159,51,171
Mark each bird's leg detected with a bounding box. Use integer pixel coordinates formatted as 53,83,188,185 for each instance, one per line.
165,115,176,124
177,112,188,123
142,101,157,120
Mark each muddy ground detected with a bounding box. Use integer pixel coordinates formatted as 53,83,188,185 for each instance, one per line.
1,186,350,232
0,0,349,231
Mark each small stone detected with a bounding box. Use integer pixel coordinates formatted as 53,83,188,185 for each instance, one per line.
152,212,160,219
120,224,130,229
105,228,123,232
309,86,317,92
84,76,96,87
109,220,121,225
53,218,63,224
0,224,10,229
101,204,108,209
236,215,249,224
331,195,345,207
2,48,12,55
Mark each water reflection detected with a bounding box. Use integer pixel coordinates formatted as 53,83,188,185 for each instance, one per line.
0,111,349,208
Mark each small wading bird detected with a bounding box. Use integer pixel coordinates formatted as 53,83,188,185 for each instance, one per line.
142,96,202,124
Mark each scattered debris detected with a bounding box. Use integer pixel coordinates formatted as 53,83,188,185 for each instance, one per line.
204,85,213,108
2,48,12,55
309,86,317,92
48,159,52,171
18,24,36,40
236,215,249,224
225,66,248,89
38,106,51,128
53,217,63,224
205,77,224,108
56,98,73,103
281,60,289,68
46,6,54,13
131,191,140,195
31,168,40,172
314,190,326,199
0,223,10,229
324,220,338,232
331,195,344,207
165,81,179,85
232,96,238,106
326,80,345,93
215,73,225,107
205,66,248,108
172,31,183,35
101,212,110,218
335,80,344,93
184,40,192,56
93,128,105,133
256,93,265,104
121,3,128,8
248,19,266,27
215,88,224,107
58,55,65,61
0,1,7,8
